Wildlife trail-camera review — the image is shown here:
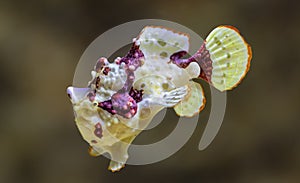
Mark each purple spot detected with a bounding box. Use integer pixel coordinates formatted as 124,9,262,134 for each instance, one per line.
102,66,111,75
99,92,138,119
170,50,189,68
95,57,107,72
196,43,213,83
94,123,103,139
119,44,144,70
87,91,96,102
97,43,145,119
95,77,100,88
170,43,213,83
129,87,143,103
98,100,116,115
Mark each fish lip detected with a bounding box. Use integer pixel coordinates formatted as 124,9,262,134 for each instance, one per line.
66,86,73,99
66,86,91,104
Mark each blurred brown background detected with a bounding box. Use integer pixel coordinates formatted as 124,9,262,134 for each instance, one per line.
0,0,299,182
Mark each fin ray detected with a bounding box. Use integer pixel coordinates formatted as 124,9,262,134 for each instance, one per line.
205,25,252,91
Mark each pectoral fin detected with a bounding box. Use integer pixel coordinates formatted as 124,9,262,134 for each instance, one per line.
173,81,206,117
108,161,125,172
88,146,104,157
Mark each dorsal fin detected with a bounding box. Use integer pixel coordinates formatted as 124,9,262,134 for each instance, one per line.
135,26,190,60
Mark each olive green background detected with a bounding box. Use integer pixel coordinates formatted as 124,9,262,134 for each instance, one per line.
0,0,299,182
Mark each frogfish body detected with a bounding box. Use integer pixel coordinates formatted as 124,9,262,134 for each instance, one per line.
67,25,252,172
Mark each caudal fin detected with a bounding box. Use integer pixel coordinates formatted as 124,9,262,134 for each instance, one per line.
197,25,252,91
